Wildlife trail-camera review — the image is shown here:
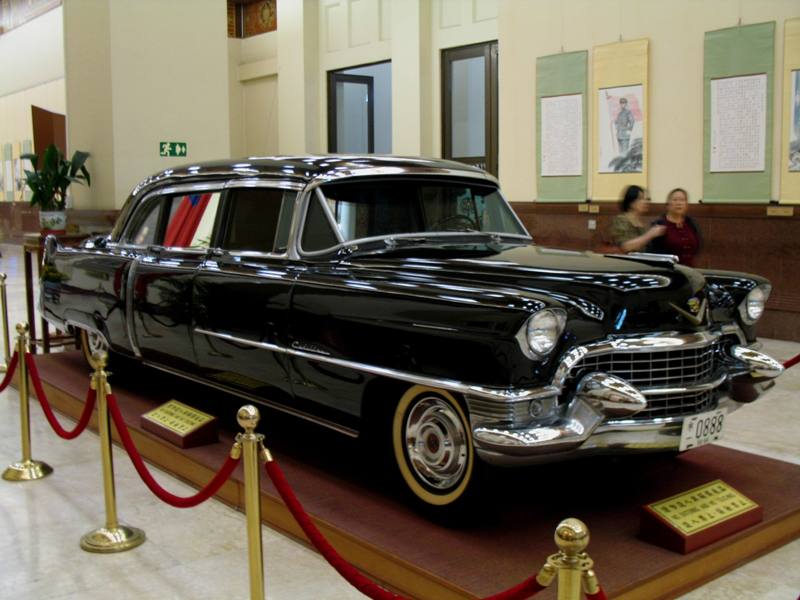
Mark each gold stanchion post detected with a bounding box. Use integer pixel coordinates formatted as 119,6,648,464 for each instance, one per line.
2,323,53,481
0,273,10,372
545,518,600,600
80,351,145,552
237,405,267,600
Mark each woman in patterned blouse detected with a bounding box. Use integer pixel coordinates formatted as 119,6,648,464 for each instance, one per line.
609,185,666,253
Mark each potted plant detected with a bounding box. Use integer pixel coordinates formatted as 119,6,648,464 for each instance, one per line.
21,143,91,233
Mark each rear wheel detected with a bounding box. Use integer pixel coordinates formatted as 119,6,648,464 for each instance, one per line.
392,385,475,507
79,329,108,369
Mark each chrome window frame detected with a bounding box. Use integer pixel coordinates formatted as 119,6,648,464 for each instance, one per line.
294,171,532,259
112,178,304,259
218,179,304,260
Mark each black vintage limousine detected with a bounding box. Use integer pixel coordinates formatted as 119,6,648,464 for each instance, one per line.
42,155,783,507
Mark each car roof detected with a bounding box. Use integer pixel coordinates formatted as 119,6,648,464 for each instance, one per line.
130,155,497,198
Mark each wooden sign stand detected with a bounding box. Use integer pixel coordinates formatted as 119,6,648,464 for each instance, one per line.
640,479,763,554
141,399,218,449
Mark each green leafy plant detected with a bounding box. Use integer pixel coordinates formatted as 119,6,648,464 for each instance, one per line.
21,144,91,211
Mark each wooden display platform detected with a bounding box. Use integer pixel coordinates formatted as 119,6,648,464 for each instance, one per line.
23,352,800,600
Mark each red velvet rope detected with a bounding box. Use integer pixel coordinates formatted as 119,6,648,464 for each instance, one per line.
106,392,239,508
784,353,800,370
0,351,19,393
265,460,406,600
265,460,547,600
585,586,608,600
25,353,97,440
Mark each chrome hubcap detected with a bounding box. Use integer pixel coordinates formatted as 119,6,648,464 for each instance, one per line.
405,396,468,490
85,331,107,354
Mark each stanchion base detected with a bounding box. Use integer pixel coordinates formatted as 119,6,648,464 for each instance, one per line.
2,459,53,481
80,525,146,553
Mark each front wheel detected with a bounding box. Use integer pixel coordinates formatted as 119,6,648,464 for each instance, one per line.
79,328,109,369
392,385,475,507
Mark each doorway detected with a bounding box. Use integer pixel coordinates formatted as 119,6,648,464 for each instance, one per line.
442,41,498,175
327,61,392,154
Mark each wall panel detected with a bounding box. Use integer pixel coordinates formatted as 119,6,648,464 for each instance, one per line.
591,39,649,201
324,2,347,52
349,0,372,47
703,22,775,202
780,17,800,203
536,51,588,202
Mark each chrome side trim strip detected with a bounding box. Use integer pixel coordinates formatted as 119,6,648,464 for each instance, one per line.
194,327,555,402
196,328,283,353
143,361,358,438
193,327,750,405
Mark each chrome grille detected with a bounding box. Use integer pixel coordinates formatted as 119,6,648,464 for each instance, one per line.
574,343,718,388
567,339,724,420
636,390,716,419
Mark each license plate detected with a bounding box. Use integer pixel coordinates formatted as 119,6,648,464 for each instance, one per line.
679,408,727,451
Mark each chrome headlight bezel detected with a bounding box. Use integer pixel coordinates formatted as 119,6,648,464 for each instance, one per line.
516,308,567,360
738,284,770,325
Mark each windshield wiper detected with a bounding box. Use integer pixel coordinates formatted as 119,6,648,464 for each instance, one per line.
337,232,527,259
337,236,434,259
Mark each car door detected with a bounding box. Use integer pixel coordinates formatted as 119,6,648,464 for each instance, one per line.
191,182,299,407
125,185,223,372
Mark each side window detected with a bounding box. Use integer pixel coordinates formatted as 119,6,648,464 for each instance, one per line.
273,192,297,254
163,192,222,249
125,197,167,246
124,191,222,248
301,195,339,252
220,188,295,254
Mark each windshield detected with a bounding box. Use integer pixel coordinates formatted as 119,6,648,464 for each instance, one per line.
302,178,528,253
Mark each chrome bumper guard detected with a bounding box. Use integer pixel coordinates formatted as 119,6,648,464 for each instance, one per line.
471,334,784,466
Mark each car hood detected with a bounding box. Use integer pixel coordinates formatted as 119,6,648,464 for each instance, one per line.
348,243,713,338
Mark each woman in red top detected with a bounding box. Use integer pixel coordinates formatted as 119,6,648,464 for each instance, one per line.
648,188,701,266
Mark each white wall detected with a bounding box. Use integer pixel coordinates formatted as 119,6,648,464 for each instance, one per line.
0,5,66,171
0,6,64,98
63,0,115,210
242,75,279,156
0,79,65,150
65,0,231,209
230,31,279,158
278,0,320,153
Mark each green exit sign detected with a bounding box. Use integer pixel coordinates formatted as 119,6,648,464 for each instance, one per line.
159,142,187,157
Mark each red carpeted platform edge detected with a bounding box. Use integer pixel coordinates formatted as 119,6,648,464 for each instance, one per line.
25,351,800,600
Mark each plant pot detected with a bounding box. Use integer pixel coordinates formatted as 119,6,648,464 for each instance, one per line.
39,210,67,234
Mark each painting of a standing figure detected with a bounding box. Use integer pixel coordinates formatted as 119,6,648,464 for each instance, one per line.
598,84,644,173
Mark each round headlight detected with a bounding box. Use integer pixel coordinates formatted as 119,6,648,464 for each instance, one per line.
741,285,769,324
525,309,566,357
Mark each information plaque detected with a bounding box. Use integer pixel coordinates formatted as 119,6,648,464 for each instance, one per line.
640,480,762,554
141,400,218,449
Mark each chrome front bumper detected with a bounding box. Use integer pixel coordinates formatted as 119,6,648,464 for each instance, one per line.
469,332,784,466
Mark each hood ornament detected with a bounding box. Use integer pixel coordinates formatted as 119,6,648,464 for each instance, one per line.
669,297,707,326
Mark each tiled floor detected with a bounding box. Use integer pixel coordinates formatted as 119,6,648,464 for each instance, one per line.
0,243,797,599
